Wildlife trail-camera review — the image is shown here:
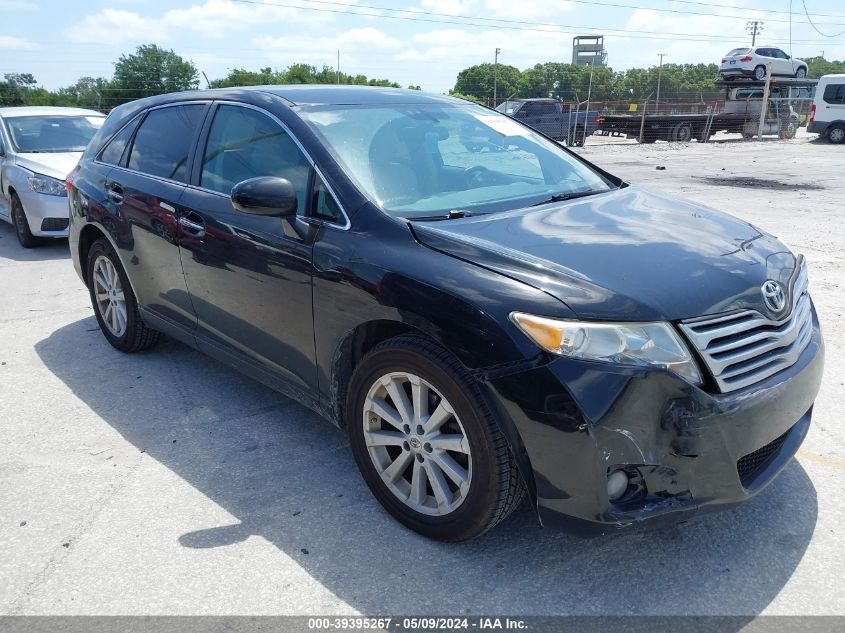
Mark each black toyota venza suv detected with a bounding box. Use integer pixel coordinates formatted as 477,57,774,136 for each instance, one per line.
68,86,824,540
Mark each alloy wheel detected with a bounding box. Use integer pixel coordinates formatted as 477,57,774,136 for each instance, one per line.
830,127,845,144
362,371,472,516
92,255,128,338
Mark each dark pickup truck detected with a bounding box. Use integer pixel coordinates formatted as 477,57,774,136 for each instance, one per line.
496,98,599,146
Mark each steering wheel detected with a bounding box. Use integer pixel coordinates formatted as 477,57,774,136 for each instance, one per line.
464,165,491,188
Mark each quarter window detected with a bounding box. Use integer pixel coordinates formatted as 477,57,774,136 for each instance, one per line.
311,177,344,223
823,84,845,105
200,105,310,214
100,118,138,166
127,105,205,182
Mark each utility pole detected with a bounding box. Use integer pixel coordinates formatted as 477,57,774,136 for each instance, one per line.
746,20,764,46
337,50,340,84
493,47,501,106
584,56,596,146
656,53,667,110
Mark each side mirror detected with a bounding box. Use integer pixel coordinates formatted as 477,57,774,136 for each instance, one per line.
231,176,297,217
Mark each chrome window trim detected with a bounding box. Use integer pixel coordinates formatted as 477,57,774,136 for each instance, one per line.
94,101,211,182
191,101,351,231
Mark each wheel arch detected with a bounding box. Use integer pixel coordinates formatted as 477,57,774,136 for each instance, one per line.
77,223,112,287
329,317,540,508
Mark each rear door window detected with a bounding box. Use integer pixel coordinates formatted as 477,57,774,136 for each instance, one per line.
127,105,205,182
823,84,845,105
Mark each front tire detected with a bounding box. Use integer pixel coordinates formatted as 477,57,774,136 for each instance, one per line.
11,194,40,249
795,66,807,79
86,238,160,352
346,335,524,541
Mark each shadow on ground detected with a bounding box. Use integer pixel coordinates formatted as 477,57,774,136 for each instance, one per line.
0,223,69,262
35,317,818,617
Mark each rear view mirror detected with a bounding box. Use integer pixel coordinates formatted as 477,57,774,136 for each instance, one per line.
231,177,297,217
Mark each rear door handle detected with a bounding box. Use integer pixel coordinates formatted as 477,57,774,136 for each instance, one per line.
178,215,205,237
106,183,123,204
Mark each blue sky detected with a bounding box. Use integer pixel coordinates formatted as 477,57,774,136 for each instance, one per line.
2,0,845,93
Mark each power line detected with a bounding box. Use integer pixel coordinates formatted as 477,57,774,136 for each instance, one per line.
228,0,845,32
801,0,845,37
222,0,845,45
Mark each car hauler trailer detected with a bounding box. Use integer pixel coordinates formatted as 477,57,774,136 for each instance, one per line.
594,76,817,143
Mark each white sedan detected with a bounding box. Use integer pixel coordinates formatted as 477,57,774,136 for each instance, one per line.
720,46,808,81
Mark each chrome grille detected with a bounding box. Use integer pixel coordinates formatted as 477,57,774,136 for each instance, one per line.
679,259,812,392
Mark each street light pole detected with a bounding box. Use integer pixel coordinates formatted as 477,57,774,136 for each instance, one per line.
493,47,501,106
656,53,667,110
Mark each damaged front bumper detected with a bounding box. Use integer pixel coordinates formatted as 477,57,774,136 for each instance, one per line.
482,311,824,536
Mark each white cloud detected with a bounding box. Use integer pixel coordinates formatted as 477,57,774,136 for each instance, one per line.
64,0,339,45
338,27,401,48
163,0,333,38
64,9,164,46
0,34,39,50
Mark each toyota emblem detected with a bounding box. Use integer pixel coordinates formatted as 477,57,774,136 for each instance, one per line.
761,280,787,313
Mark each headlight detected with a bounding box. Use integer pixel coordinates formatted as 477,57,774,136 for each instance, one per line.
28,175,67,197
510,312,703,385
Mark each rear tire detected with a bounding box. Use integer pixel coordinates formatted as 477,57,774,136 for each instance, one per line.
11,194,40,249
346,335,525,541
754,65,767,81
670,122,693,142
827,125,845,144
86,238,160,353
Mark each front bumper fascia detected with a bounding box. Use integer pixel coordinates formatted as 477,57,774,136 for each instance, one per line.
482,311,824,536
15,187,70,237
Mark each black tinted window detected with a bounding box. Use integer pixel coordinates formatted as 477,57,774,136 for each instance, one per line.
100,118,138,166
823,84,845,105
127,105,204,181
201,105,310,213
311,177,344,223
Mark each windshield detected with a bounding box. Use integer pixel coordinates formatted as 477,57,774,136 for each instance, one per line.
4,115,105,153
298,102,612,218
495,101,520,115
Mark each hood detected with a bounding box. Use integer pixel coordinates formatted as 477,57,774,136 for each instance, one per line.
410,185,798,322
15,152,82,181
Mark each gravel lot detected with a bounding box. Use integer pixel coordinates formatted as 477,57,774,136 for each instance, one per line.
1,132,842,617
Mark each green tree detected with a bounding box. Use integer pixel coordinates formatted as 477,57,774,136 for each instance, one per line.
111,44,198,105
805,56,845,78
209,67,281,87
210,64,399,88
53,76,112,109
453,63,521,102
0,73,37,106
447,91,483,104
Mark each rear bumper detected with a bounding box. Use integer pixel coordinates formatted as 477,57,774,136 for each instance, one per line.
807,121,829,134
719,67,754,77
16,188,70,238
483,310,824,536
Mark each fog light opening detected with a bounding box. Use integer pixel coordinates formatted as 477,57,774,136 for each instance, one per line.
607,469,630,501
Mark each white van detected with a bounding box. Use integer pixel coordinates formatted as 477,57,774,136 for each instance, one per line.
808,74,845,144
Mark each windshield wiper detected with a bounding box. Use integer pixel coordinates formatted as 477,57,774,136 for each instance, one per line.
409,209,475,221
530,189,606,207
